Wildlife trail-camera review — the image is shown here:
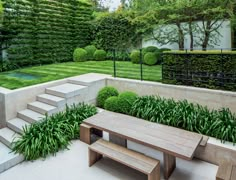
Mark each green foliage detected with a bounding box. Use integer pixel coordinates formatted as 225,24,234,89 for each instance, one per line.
159,48,171,52
2,0,93,67
144,52,157,65
130,50,140,64
143,46,159,55
84,45,97,60
97,86,119,108
73,48,88,62
107,50,130,61
117,91,138,114
131,95,236,144
94,49,106,61
104,96,120,112
12,103,97,160
93,12,137,50
162,52,236,91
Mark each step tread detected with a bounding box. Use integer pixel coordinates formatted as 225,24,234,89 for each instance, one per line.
18,109,45,122
37,94,65,102
0,128,20,146
7,118,30,134
0,142,24,173
46,83,87,98
28,101,56,111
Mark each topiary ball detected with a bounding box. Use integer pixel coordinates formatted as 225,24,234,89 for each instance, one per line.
117,91,138,114
130,50,140,64
84,45,97,60
104,96,120,112
144,52,157,65
73,48,87,62
94,50,107,61
144,46,159,54
97,86,119,108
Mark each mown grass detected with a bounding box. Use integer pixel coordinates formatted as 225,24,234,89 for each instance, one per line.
0,61,162,89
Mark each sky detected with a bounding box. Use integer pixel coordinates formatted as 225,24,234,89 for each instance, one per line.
103,0,121,11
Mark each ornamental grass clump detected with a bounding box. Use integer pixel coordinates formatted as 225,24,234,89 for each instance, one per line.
12,103,97,160
131,96,236,144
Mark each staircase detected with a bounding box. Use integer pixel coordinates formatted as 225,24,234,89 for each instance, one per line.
0,73,109,173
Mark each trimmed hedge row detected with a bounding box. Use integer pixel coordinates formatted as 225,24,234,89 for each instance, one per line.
2,0,93,69
162,51,236,91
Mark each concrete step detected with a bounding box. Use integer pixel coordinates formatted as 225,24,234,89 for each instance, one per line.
28,101,57,115
68,73,111,86
37,94,66,107
17,109,45,123
0,142,24,173
7,118,30,135
45,83,87,98
0,128,21,148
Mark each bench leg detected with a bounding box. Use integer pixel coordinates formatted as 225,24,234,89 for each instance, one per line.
80,124,92,144
88,148,102,167
109,134,127,147
148,164,160,180
163,153,176,179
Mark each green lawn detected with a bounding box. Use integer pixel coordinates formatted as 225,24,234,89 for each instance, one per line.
0,61,162,89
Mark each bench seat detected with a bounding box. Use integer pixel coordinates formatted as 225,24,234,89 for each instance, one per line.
89,139,160,180
216,163,236,180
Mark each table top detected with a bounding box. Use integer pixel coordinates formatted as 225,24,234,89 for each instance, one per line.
84,110,203,160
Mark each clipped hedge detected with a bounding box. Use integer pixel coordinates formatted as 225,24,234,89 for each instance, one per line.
104,96,120,112
97,86,119,108
131,95,236,144
144,52,157,65
12,103,97,160
94,49,107,61
130,50,140,64
73,48,87,62
84,45,97,60
162,51,236,91
117,91,138,114
3,0,93,68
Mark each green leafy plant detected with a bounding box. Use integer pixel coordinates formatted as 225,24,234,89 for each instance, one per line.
144,52,157,66
84,45,97,60
117,91,138,114
97,86,119,108
143,46,159,55
94,50,107,61
12,103,97,160
73,48,88,62
130,95,236,144
130,50,140,64
104,96,120,112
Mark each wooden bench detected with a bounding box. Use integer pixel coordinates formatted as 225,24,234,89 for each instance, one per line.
216,163,236,180
89,139,160,180
80,123,103,144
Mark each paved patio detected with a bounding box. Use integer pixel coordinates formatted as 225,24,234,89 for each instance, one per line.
0,136,218,180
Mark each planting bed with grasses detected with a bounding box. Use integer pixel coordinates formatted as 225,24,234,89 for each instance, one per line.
12,103,97,160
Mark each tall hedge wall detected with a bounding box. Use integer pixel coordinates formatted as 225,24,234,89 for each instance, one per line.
2,0,93,67
162,51,236,91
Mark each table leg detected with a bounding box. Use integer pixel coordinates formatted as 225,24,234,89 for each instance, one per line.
163,153,176,179
80,124,92,144
109,134,127,147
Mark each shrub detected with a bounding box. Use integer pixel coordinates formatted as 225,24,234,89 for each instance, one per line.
144,52,158,65
97,86,119,108
131,96,236,144
143,46,159,55
94,50,107,61
159,48,171,52
130,50,140,64
117,91,138,114
84,45,97,60
73,48,87,62
104,96,120,112
12,103,97,160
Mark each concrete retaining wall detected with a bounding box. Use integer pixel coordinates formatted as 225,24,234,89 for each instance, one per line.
106,77,236,113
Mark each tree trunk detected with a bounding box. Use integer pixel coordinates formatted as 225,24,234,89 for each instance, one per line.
202,21,211,51
189,22,194,51
176,22,184,50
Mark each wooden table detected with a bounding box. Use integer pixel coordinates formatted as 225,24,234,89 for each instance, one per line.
83,111,203,179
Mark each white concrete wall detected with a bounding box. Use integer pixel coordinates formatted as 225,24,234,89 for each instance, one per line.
143,20,232,50
106,77,236,113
